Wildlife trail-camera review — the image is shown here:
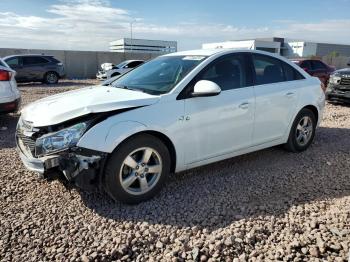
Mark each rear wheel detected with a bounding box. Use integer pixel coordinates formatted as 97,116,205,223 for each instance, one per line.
44,72,59,84
285,108,316,152
103,134,170,204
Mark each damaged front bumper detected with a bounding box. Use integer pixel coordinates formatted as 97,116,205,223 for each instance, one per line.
17,143,106,188
326,84,350,103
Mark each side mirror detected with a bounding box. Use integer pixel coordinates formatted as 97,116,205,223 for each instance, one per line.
192,80,221,97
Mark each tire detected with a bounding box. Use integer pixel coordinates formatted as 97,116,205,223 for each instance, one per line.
103,134,171,204
44,72,59,84
285,108,317,152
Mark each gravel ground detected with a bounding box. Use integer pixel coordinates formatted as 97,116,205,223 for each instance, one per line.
0,80,349,261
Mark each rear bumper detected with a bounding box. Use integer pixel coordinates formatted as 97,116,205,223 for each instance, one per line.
0,98,21,113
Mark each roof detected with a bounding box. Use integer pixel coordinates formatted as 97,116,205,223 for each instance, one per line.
3,54,54,60
164,48,287,58
164,49,228,57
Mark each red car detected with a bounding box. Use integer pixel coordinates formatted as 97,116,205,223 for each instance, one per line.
291,59,335,85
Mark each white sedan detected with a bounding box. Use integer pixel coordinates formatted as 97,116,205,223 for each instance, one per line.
96,60,144,80
0,59,20,114
17,49,325,204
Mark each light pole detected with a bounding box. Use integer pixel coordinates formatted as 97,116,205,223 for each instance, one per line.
130,21,135,53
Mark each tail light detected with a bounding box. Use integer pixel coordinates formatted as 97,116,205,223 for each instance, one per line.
0,69,12,81
321,82,326,93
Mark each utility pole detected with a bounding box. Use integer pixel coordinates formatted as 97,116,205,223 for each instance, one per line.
130,21,134,53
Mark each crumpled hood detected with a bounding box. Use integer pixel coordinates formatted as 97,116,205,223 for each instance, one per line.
21,85,160,127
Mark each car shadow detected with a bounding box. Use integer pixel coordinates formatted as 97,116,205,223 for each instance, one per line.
77,126,350,230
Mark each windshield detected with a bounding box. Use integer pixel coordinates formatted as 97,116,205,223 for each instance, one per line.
111,55,207,95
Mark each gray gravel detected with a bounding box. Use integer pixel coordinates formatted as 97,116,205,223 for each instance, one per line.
1,80,350,261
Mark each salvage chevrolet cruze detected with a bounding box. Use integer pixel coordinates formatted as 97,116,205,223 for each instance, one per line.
17,49,325,204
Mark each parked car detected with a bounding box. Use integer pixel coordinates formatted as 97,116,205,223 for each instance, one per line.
96,60,144,80
3,54,65,84
291,59,335,86
326,60,350,104
0,59,20,114
17,49,325,204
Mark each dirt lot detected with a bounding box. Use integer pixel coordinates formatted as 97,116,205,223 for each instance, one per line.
0,80,350,261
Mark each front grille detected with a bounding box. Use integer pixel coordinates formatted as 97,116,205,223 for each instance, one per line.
340,77,350,86
16,130,36,156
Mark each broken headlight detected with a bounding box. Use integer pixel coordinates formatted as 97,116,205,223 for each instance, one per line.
35,122,89,156
329,72,341,85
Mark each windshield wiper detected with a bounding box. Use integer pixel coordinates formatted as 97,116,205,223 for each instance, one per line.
114,85,145,93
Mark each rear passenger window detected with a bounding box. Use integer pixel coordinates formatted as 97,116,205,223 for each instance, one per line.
197,54,248,91
311,60,327,70
300,61,312,70
252,54,284,85
5,57,20,67
23,56,49,65
282,62,305,81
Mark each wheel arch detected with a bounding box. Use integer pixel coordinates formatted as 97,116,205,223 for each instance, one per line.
302,104,319,123
110,130,177,173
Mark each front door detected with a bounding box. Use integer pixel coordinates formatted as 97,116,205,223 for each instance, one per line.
182,53,255,164
4,57,26,81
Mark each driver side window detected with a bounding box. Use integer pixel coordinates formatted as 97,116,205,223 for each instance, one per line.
196,54,249,91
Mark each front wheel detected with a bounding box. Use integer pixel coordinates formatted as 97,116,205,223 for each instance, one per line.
285,108,317,152
103,134,170,204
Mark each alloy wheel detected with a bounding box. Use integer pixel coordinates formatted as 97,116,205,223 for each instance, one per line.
295,116,313,146
119,147,163,196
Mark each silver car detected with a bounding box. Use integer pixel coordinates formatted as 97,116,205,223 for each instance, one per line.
96,60,144,80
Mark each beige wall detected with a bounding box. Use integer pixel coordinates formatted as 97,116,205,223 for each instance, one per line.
0,48,159,78
322,55,349,70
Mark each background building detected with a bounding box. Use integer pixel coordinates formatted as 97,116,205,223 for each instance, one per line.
202,39,281,55
203,37,350,68
110,38,177,54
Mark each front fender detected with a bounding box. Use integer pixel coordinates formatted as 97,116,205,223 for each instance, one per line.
77,120,147,153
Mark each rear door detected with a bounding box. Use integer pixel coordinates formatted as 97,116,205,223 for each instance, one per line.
22,56,50,81
251,54,302,145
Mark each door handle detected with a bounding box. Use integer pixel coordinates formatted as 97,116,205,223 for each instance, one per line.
239,102,250,109
285,92,295,98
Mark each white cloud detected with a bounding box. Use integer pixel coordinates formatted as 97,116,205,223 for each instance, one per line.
0,0,349,51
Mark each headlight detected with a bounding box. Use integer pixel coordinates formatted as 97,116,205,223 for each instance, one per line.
36,122,89,156
329,73,341,84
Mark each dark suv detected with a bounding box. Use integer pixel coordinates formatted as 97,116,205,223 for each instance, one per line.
3,54,65,84
291,59,335,85
326,61,350,104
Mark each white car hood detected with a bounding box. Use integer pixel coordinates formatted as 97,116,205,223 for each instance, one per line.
21,86,159,127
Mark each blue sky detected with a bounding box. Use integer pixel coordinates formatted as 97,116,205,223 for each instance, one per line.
1,0,350,51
